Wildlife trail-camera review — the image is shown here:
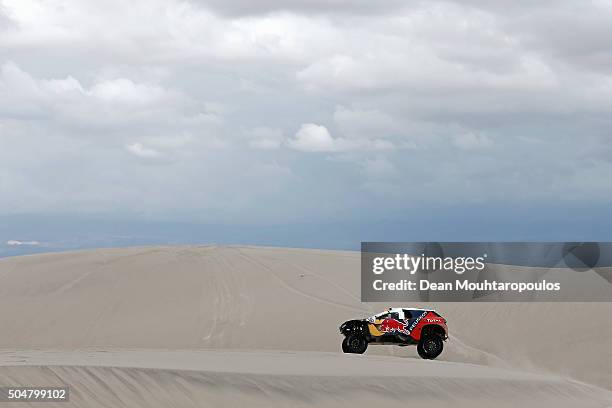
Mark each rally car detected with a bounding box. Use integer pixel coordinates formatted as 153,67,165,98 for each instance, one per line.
339,308,448,359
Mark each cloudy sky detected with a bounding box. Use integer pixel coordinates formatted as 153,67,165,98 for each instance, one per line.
1,0,612,253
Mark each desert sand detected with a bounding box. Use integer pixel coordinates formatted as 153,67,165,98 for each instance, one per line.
0,245,610,407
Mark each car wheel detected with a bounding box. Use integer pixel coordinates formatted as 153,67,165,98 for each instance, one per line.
417,335,443,359
344,334,368,354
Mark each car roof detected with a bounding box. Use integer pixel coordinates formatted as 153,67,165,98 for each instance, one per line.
381,307,435,313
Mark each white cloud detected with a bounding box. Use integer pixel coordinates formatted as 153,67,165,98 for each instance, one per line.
6,240,40,246
89,79,168,105
126,142,163,158
191,0,406,16
287,123,335,152
286,122,398,153
1,0,612,224
0,61,186,128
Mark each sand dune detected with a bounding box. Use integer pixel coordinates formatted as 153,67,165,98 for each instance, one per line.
0,246,611,407
0,350,609,408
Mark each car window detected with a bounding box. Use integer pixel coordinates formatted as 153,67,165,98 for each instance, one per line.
389,312,399,320
402,309,413,319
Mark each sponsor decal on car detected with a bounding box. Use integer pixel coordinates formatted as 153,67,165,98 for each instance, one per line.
379,318,409,334
408,310,429,333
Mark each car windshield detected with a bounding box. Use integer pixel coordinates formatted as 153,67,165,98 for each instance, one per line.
370,310,406,320
371,311,391,320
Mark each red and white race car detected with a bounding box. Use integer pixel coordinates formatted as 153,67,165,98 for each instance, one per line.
339,307,448,359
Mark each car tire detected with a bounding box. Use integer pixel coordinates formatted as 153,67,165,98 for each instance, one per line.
417,335,443,360
343,334,368,354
